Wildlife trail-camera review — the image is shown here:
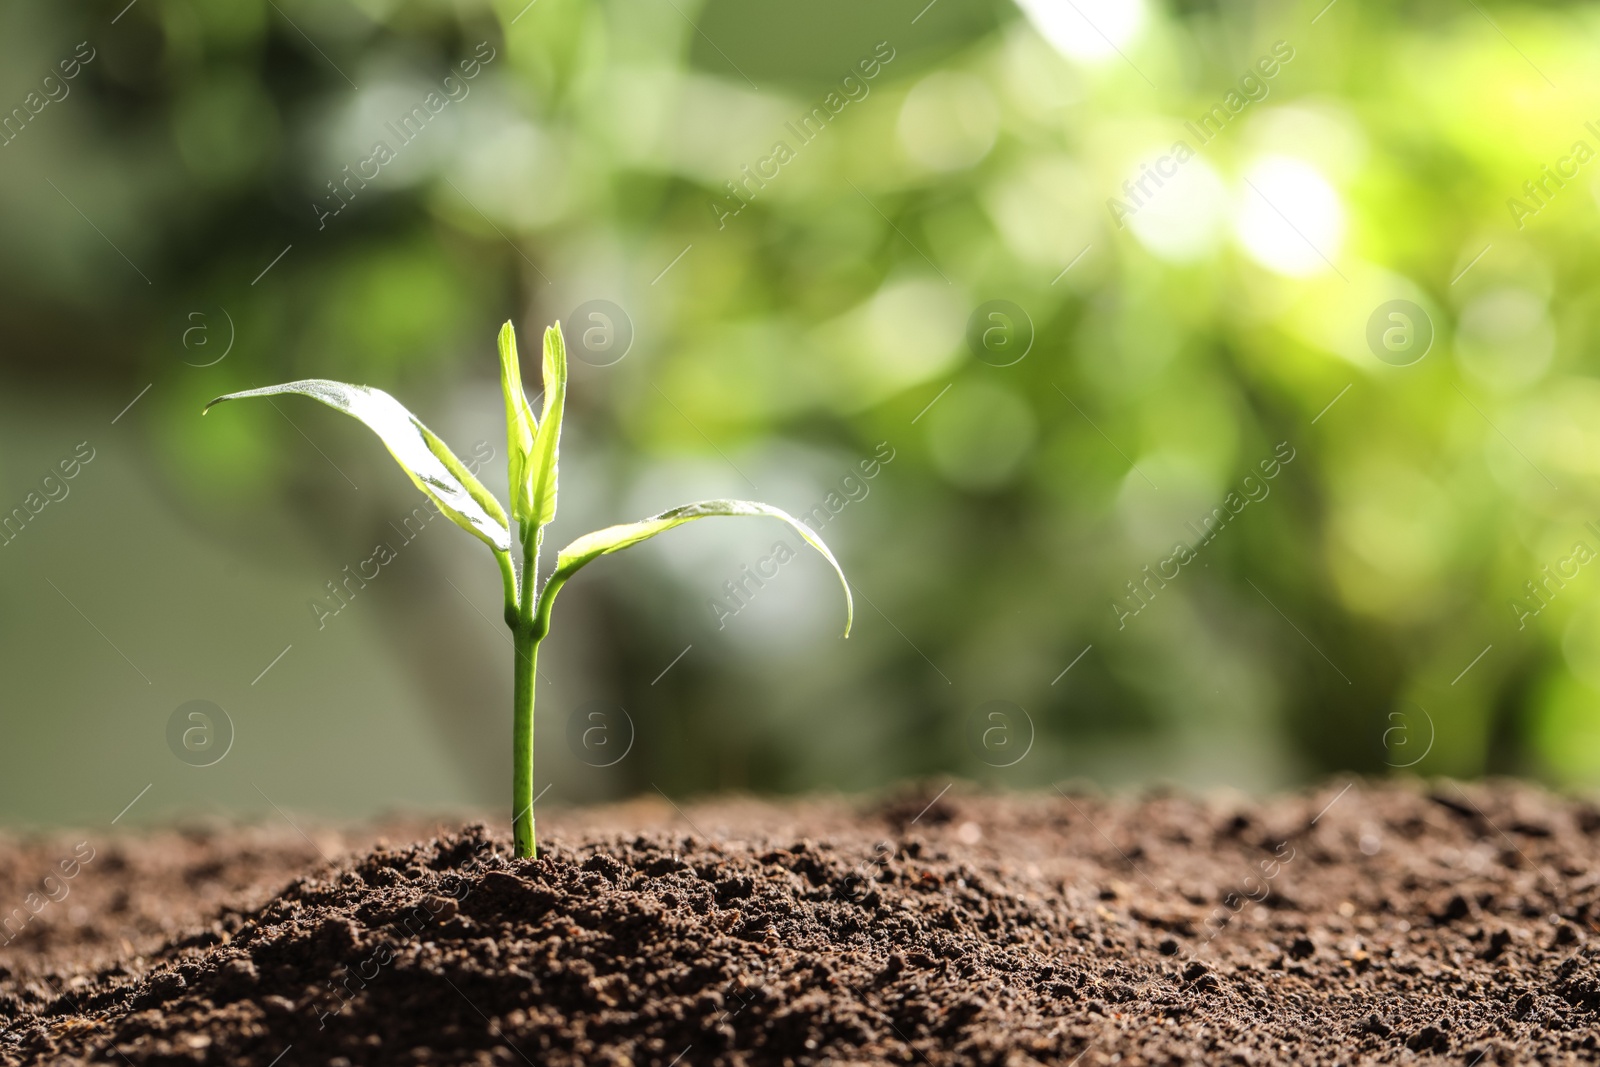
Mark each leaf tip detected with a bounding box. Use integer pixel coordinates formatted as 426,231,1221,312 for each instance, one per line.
544,321,568,359
539,319,569,412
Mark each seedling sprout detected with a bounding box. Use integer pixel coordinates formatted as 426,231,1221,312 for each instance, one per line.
205,321,852,858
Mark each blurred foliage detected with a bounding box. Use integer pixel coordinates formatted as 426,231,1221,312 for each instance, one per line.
6,0,1600,815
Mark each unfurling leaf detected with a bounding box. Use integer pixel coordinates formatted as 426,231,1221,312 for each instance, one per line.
204,379,511,554
498,322,539,526
537,499,853,637
525,323,567,530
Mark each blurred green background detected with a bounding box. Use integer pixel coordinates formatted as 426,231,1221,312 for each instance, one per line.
2,0,1596,828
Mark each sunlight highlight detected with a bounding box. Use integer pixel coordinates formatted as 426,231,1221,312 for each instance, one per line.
1234,156,1345,277
1014,0,1145,62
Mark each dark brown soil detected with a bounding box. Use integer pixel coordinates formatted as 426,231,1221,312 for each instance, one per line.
4,781,1600,1066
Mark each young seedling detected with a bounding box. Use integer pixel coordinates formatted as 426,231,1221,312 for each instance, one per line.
204,321,851,858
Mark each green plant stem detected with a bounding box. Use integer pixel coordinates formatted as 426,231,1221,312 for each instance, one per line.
495,550,517,613
510,531,541,859
511,624,539,858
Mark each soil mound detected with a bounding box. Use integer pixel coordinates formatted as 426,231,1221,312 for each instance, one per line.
4,783,1600,1065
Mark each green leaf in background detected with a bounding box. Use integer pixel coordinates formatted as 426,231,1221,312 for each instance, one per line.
535,499,854,638
204,380,512,554
498,322,539,526
525,323,568,532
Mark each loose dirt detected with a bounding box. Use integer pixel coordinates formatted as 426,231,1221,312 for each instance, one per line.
3,781,1599,1065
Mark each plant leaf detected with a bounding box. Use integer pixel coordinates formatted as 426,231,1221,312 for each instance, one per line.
498,321,539,525
525,322,568,530
541,500,852,636
204,379,512,554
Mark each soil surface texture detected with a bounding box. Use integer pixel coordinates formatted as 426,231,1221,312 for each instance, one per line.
3,781,1600,1066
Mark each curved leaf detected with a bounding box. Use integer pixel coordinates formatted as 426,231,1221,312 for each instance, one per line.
536,499,852,637
498,322,539,526
204,379,512,554
526,323,567,529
